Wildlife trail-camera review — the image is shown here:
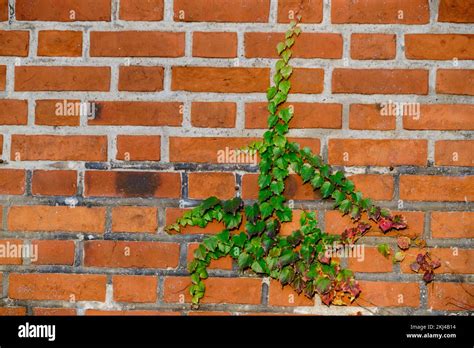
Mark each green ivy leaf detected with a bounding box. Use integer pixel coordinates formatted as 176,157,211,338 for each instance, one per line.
277,42,286,54
203,237,218,252
258,174,272,188
270,180,285,195
315,276,331,294
267,114,278,127
377,243,391,258
193,245,207,261
279,80,291,94
301,165,315,183
281,50,292,63
258,188,272,202
260,202,274,220
223,197,242,214
280,65,293,79
276,59,285,71
285,37,295,47
279,108,293,123
321,181,334,198
223,212,242,229
276,206,292,222
238,252,253,269
245,203,260,223
267,86,277,100
251,259,266,274
339,199,352,214
279,266,295,285
331,190,345,205
310,174,324,189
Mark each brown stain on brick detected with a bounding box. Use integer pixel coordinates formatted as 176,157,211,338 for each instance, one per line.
115,172,158,197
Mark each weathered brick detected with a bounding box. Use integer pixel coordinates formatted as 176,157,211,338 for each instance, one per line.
8,206,106,233
351,34,396,60
16,0,111,21
193,32,237,58
332,0,429,24
15,66,111,91
400,175,474,201
89,101,182,126
118,66,164,92
84,241,180,268
166,208,225,235
428,283,474,310
172,67,269,93
438,0,474,23
0,31,29,56
90,31,184,57
404,104,474,130
0,169,26,195
111,206,158,233
268,279,314,306
353,281,420,307
245,32,343,59
333,69,429,95
0,99,28,125
0,240,23,265
277,0,322,23
349,174,394,201
116,135,161,161
191,102,236,128
163,277,262,304
174,0,270,22
35,99,80,126
406,34,474,60
33,308,76,316
431,212,474,238
32,170,77,196
245,102,342,129
328,139,427,166
348,247,393,273
349,104,396,130
32,240,75,265
84,171,181,198
38,30,82,57
9,273,107,301
11,135,107,161
436,69,474,96
113,275,158,303
401,248,473,274
119,0,164,21
188,172,236,199
435,140,474,166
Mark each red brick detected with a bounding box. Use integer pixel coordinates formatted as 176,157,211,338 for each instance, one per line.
348,247,393,273
0,31,29,56
32,240,75,265
35,99,80,126
437,69,474,96
325,210,424,238
32,170,77,196
85,171,181,198
406,34,474,60
268,279,314,306
400,175,474,202
242,174,321,201
116,135,161,161
191,102,236,128
353,281,420,307
193,32,237,58
0,240,23,265
0,169,26,195
245,102,342,129
332,0,429,24
431,212,474,238
278,0,322,23
0,307,27,316
8,206,106,233
0,0,7,21
0,65,5,90
33,308,76,316
328,139,427,166
89,101,182,126
401,248,473,274
435,140,474,166
166,208,225,235
112,206,158,233
118,66,164,92
428,283,474,311
438,0,474,23
174,0,270,22
349,104,396,130
404,104,474,130
38,30,82,57
188,172,236,199
172,67,269,93
245,32,342,59
86,309,179,316
188,243,233,270
16,0,111,21
163,277,262,304
170,137,257,163
90,31,184,57
113,275,158,303
187,311,232,316
349,174,394,201
351,34,396,60
9,273,107,301
11,135,107,161
15,66,111,91
333,69,428,95
291,68,324,94
84,240,179,268
0,99,28,125
280,210,317,236
119,0,164,21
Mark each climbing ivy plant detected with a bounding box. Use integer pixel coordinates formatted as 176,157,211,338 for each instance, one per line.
166,22,435,308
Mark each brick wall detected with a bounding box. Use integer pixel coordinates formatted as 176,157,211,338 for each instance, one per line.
0,0,472,316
